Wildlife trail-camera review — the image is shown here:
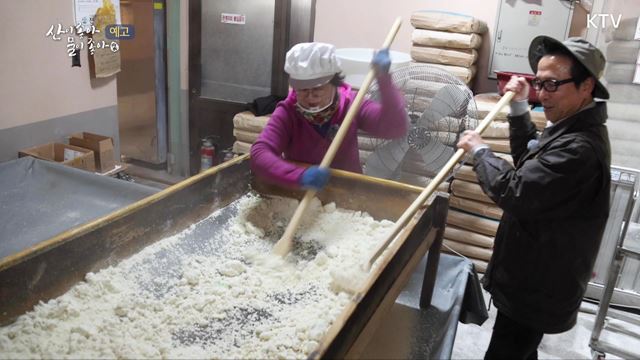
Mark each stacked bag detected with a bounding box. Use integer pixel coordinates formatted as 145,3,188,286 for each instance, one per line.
410,10,488,85
231,111,270,155
602,17,640,169
441,93,547,272
231,111,376,167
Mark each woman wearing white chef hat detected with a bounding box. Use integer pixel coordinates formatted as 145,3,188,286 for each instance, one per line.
251,42,408,190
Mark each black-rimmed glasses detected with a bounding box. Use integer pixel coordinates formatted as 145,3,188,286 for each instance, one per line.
531,78,575,92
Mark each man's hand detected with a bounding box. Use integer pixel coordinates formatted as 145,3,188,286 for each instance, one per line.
371,48,391,75
299,166,330,191
457,130,485,153
504,76,530,102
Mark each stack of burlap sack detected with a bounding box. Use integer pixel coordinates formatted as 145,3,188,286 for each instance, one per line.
410,10,488,85
231,111,270,155
441,93,547,272
602,17,640,169
231,111,375,165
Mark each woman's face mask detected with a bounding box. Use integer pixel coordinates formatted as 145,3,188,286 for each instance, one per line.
296,83,335,114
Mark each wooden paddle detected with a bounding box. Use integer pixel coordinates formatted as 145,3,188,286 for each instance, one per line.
273,17,403,256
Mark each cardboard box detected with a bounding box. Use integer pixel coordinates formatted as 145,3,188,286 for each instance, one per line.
68,132,115,173
19,143,95,172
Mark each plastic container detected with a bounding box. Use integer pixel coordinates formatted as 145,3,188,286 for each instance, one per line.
336,48,411,88
496,71,538,103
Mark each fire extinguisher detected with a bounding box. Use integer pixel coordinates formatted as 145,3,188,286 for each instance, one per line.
200,136,217,172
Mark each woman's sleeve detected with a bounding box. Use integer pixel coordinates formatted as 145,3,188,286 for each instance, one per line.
357,73,408,138
250,108,305,188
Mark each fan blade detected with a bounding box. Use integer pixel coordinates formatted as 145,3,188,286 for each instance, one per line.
364,138,409,179
424,84,473,124
435,84,472,118
419,108,440,127
414,139,455,176
423,116,466,134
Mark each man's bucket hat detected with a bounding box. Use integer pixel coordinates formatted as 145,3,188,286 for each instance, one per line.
528,36,609,99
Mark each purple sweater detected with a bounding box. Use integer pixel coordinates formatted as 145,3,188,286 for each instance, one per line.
250,73,408,188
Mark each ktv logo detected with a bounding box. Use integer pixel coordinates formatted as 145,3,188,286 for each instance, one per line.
586,13,622,29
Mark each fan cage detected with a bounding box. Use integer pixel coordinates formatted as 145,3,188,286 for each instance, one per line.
361,64,479,185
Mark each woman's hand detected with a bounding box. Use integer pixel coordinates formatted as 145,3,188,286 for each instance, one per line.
299,166,330,190
371,48,391,75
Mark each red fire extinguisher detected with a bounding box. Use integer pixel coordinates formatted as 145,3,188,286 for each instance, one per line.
200,136,217,172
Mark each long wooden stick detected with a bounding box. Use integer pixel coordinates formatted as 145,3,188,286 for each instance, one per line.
273,17,403,256
366,91,515,268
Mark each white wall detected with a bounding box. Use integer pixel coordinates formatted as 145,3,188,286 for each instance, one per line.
314,0,591,94
314,0,501,93
0,0,118,131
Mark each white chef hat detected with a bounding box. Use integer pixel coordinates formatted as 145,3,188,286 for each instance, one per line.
284,42,342,90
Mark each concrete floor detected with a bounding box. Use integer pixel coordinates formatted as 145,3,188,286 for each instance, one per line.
452,287,640,359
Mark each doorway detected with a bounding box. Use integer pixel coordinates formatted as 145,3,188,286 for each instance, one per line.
188,0,315,175
117,0,167,166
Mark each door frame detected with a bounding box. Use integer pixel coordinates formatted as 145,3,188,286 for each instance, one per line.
188,0,290,174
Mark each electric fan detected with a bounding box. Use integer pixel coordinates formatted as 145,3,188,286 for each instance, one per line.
362,63,478,186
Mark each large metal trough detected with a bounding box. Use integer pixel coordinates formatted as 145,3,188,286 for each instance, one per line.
0,154,448,358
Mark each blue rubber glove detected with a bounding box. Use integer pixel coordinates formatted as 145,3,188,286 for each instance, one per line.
371,48,391,75
299,166,330,190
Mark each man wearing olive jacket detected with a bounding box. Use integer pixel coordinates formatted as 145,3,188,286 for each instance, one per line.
457,36,611,359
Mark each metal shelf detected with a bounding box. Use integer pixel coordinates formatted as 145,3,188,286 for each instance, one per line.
589,167,640,359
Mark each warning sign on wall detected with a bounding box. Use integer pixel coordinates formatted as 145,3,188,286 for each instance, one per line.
221,13,246,25
528,10,542,26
